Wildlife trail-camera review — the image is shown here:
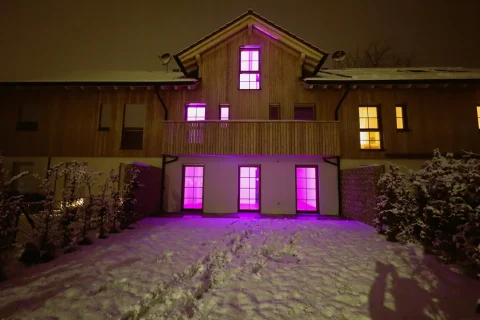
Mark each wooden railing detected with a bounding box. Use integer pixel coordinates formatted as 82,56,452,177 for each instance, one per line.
161,120,340,156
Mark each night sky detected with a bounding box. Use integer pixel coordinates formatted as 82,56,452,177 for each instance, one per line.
1,0,479,79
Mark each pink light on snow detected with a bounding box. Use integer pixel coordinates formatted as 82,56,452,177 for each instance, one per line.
296,167,318,212
239,166,260,211
183,165,204,210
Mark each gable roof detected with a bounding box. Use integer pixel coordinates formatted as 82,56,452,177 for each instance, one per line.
174,10,328,78
303,67,480,84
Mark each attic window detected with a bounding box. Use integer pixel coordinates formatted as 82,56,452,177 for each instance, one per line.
17,104,39,131
239,46,260,90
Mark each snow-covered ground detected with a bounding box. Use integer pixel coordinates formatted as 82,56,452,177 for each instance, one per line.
0,217,479,320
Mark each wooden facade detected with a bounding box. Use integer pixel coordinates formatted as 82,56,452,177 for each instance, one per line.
163,120,340,156
1,20,479,159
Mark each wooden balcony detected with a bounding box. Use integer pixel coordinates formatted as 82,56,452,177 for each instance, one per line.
162,120,340,156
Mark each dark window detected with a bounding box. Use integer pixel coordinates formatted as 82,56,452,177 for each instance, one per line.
17,105,39,131
269,104,280,120
98,104,112,131
121,104,145,150
294,106,315,120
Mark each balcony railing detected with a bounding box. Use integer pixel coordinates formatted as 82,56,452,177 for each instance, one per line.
162,120,340,156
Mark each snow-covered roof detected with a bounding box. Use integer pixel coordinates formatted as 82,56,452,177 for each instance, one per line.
304,67,480,84
0,70,199,85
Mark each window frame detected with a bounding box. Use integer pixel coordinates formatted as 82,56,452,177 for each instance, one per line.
358,104,383,151
294,104,316,121
395,104,409,131
295,165,319,213
237,164,261,212
98,103,112,131
16,104,39,131
181,164,205,212
476,105,480,130
120,104,145,150
238,46,261,90
269,103,281,120
219,104,230,128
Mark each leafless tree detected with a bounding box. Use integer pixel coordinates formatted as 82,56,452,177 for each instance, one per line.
333,42,415,69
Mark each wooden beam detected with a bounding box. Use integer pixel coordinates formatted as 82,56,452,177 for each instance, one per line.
300,52,305,66
195,54,202,66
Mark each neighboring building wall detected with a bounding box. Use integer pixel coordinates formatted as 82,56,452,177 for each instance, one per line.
341,165,385,226
164,156,338,215
341,158,427,172
3,156,163,197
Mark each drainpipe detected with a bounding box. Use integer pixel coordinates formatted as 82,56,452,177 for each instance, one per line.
154,86,179,214
333,85,351,216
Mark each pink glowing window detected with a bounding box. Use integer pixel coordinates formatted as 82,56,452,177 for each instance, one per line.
186,103,205,144
219,105,229,128
238,166,260,211
239,47,260,90
182,165,204,210
296,166,318,212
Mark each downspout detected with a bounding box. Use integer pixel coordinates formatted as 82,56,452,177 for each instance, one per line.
333,85,351,216
154,86,178,214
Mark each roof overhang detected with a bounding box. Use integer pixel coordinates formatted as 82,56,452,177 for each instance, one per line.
174,10,328,78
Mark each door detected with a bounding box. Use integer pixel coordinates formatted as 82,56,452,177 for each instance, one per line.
238,165,260,211
186,103,206,144
182,165,204,210
295,166,319,212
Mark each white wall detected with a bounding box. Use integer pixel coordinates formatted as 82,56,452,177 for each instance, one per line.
164,156,338,215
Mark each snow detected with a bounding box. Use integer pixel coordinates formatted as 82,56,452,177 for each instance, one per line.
0,70,198,84
304,67,480,82
1,217,479,320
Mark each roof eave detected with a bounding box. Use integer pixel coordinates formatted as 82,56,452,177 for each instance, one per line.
0,80,199,87
302,78,480,85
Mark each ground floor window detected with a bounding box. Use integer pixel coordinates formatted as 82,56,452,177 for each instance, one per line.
182,165,204,210
296,166,318,212
238,165,260,211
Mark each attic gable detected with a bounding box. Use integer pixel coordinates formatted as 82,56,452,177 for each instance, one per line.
174,10,328,78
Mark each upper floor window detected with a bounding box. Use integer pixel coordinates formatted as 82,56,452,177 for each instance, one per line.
219,104,230,120
395,105,408,130
477,105,480,129
359,106,381,150
98,103,112,131
17,104,39,131
269,104,280,120
121,104,145,150
239,46,260,90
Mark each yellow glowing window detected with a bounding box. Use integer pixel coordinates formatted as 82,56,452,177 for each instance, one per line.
477,106,480,129
396,106,405,129
359,106,381,149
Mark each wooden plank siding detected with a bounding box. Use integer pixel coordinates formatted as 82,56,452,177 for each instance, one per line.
0,87,166,157
338,86,480,159
0,26,479,159
162,120,340,156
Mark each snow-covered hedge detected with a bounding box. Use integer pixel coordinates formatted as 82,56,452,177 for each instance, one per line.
0,158,143,278
375,149,480,277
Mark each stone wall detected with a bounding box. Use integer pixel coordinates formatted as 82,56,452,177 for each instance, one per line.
341,165,385,226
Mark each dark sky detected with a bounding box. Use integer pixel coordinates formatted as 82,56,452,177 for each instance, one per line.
1,0,479,79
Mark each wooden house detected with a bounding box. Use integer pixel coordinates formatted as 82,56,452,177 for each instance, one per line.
1,10,479,215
